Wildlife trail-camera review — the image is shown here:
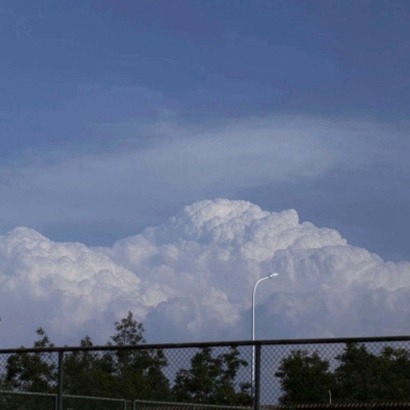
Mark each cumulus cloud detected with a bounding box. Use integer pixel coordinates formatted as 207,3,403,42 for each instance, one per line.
0,199,409,348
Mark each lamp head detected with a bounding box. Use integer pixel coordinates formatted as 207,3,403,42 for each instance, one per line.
268,272,279,278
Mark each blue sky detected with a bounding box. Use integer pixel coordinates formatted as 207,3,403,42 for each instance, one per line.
1,0,410,261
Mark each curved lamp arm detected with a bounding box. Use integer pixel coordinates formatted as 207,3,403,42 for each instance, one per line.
251,272,279,399
252,272,279,341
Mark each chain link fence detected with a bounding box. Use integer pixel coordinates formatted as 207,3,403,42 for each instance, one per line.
0,336,409,410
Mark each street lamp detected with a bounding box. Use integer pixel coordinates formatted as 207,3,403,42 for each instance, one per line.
251,272,279,397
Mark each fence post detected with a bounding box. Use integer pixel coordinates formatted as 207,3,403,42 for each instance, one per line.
254,343,261,410
57,351,64,410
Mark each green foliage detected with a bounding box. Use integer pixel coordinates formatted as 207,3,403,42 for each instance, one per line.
107,311,170,401
64,336,118,398
276,343,410,405
335,343,382,402
64,312,170,401
378,346,410,400
172,346,252,405
5,328,57,392
110,311,146,346
10,317,410,407
5,312,170,401
335,343,410,402
275,350,335,405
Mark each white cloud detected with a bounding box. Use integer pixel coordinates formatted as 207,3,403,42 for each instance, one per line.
0,199,409,348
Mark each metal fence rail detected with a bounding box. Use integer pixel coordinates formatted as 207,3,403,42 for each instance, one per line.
133,399,253,410
0,390,56,410
0,336,409,410
0,390,131,410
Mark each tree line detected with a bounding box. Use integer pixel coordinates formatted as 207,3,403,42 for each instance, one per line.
0,312,252,406
1,316,409,407
275,342,410,405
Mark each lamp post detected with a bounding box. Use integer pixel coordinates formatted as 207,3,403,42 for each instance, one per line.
251,272,279,398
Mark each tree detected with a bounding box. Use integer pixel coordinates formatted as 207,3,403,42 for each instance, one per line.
5,312,171,403
5,328,57,393
334,343,382,402
63,335,117,398
376,346,410,401
276,343,410,405
334,343,410,403
64,311,170,401
275,349,336,405
108,311,170,401
172,346,252,405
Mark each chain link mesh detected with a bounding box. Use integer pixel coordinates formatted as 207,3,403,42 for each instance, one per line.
0,337,409,410
260,339,410,408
